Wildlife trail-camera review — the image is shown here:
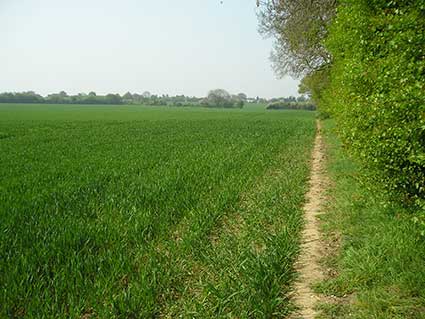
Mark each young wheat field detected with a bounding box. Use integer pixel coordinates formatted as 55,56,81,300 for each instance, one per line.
0,104,315,318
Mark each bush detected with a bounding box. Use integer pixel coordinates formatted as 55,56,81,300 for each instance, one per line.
266,101,316,111
324,0,425,205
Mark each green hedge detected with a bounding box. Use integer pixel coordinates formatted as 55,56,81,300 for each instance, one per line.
266,101,316,111
324,0,425,207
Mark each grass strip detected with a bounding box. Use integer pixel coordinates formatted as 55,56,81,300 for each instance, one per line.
317,120,425,319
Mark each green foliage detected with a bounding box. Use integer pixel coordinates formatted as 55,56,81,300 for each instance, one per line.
266,101,316,111
0,91,44,103
202,89,245,109
298,67,331,110
0,104,315,317
0,91,247,108
324,0,425,207
257,0,336,77
0,91,125,105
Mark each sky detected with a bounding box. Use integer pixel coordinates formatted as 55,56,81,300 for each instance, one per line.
0,0,299,98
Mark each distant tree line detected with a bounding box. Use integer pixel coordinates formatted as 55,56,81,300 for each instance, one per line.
0,91,204,106
0,90,314,110
0,90,246,108
0,91,187,107
266,96,315,111
0,91,45,104
0,91,125,105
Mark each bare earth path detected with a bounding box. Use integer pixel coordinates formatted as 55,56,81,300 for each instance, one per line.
291,120,327,319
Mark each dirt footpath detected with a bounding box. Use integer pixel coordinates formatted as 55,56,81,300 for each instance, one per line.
291,121,327,319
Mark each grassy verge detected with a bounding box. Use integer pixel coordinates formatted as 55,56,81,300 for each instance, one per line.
317,120,425,318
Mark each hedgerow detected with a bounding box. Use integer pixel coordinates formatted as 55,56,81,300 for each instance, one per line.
323,0,425,209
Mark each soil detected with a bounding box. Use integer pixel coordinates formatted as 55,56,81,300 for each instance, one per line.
291,120,328,319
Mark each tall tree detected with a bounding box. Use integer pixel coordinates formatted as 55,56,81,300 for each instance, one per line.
257,0,337,78
207,89,232,107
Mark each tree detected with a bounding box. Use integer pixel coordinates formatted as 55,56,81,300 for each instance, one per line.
207,89,232,107
47,92,68,103
85,92,98,104
257,0,337,78
257,0,337,108
237,93,247,101
142,91,151,98
258,0,337,77
105,93,122,105
298,67,330,104
296,95,307,103
123,92,133,100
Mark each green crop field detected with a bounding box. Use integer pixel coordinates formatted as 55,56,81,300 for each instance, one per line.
0,104,315,318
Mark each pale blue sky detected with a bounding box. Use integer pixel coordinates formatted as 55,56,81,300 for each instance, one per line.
0,0,299,98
